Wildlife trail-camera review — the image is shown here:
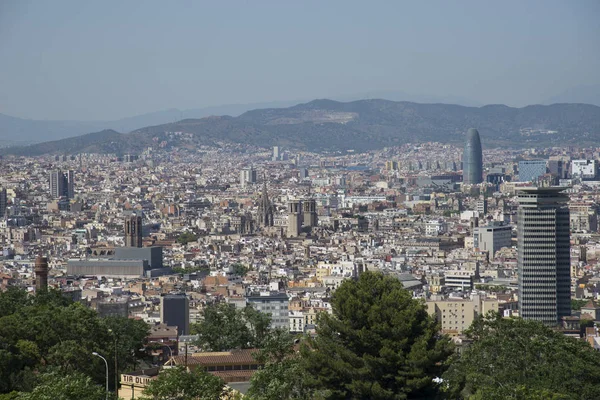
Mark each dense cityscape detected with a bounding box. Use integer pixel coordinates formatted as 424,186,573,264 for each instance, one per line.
2,2,600,399
1,126,600,398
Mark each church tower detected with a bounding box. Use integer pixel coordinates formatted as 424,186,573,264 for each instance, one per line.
257,177,274,227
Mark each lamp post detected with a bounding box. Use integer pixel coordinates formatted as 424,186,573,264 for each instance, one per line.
92,352,109,400
109,329,118,394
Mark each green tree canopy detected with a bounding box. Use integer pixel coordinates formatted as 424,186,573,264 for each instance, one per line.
177,232,198,245
192,304,271,351
0,288,149,393
443,313,600,400
15,371,106,400
142,366,224,400
231,263,249,277
247,330,313,400
301,271,453,399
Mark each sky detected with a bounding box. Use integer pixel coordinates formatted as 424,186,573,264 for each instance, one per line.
0,0,599,121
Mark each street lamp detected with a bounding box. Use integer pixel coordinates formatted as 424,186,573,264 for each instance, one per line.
92,352,109,400
108,329,118,393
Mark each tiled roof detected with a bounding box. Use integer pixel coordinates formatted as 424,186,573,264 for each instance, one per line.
170,349,258,366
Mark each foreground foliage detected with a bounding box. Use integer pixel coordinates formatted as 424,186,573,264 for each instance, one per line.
0,288,148,393
192,303,271,351
300,271,454,399
247,330,313,400
443,313,600,400
142,366,224,400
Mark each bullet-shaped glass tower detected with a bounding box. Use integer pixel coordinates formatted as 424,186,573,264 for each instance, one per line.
462,128,483,184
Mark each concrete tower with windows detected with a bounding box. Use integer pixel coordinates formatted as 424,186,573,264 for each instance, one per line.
287,200,301,237
35,256,49,292
517,187,571,326
302,199,318,229
125,215,143,248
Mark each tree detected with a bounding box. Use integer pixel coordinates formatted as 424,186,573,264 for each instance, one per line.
301,271,453,399
142,366,224,400
0,288,149,393
16,371,106,400
192,304,271,351
443,313,600,400
231,263,248,277
247,330,313,400
177,232,198,245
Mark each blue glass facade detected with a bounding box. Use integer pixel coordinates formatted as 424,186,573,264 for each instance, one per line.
462,128,483,184
518,160,547,182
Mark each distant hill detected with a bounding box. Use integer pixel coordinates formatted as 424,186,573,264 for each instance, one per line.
4,99,600,155
0,100,302,145
544,84,600,107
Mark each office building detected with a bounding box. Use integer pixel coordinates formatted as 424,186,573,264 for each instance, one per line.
160,294,190,336
462,128,483,185
240,167,257,187
571,160,597,180
272,146,280,161
518,160,547,182
247,292,289,331
125,215,143,247
49,169,74,199
0,188,7,218
475,199,487,215
473,223,512,256
517,187,571,326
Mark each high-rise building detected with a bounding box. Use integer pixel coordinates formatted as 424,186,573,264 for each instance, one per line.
517,187,571,326
473,222,512,256
160,294,189,336
518,160,547,182
240,167,257,188
272,146,280,161
287,200,301,237
35,256,49,292
49,169,74,199
462,128,483,185
571,160,597,180
0,188,7,218
125,215,143,247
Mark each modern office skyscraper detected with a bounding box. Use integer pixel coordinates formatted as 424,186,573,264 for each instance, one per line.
49,170,75,199
462,128,483,184
125,215,143,247
272,146,280,161
240,167,257,188
518,160,547,182
0,188,7,218
160,294,189,336
517,187,571,326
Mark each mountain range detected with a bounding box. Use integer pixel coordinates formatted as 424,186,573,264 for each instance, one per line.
3,99,599,156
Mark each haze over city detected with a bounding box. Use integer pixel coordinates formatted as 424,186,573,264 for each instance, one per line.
2,2,600,400
0,0,599,121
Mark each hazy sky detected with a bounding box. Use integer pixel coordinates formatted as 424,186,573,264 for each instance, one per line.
0,0,599,120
